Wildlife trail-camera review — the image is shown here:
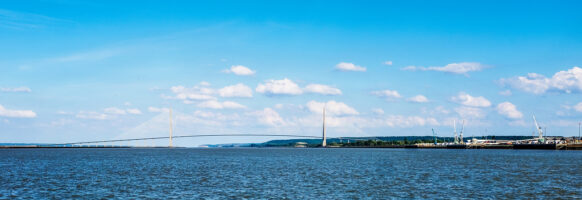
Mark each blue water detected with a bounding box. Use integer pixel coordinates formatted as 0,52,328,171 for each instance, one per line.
1,148,581,199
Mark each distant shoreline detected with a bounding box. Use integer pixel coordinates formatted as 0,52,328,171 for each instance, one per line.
2,143,581,150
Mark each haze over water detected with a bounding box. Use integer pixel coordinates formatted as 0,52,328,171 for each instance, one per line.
2,148,581,199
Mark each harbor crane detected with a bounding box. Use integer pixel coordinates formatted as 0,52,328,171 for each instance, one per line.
459,120,465,144
432,128,437,145
533,115,544,142
453,120,458,144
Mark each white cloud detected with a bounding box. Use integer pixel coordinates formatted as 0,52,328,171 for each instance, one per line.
104,107,126,115
496,102,523,119
384,61,393,66
383,116,440,127
454,106,485,119
274,104,284,109
256,78,303,96
222,65,256,76
435,106,451,115
76,111,108,120
148,107,169,113
500,73,550,94
306,100,359,116
218,83,253,98
402,62,485,75
171,85,216,101
372,108,384,115
335,62,366,72
573,102,582,112
500,67,582,94
371,90,402,99
304,84,342,95
249,108,286,127
0,87,31,93
451,92,491,107
56,111,73,115
197,100,246,109
0,104,36,118
77,107,142,120
126,108,142,115
407,95,429,103
401,66,418,71
499,90,512,96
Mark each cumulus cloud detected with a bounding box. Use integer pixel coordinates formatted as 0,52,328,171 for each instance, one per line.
500,66,582,94
383,116,440,127
499,90,512,96
372,108,385,115
304,84,342,95
0,87,31,93
573,102,582,112
0,104,36,118
306,100,359,116
222,65,255,76
371,90,402,99
170,85,215,101
249,108,286,126
126,108,142,115
402,62,485,75
407,95,429,103
218,83,253,98
335,62,366,72
76,111,108,120
496,102,523,119
103,107,142,115
77,107,142,120
454,106,486,119
256,78,303,96
451,92,491,107
148,107,169,113
104,107,126,115
384,61,393,66
196,100,246,109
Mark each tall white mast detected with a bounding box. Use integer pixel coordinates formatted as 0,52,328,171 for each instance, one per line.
169,107,173,148
322,105,327,147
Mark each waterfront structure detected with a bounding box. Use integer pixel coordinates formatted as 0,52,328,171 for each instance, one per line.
322,105,327,147
533,115,544,143
460,120,465,144
453,120,458,144
169,107,173,148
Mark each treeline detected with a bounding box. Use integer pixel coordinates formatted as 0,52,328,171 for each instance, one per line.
253,135,537,147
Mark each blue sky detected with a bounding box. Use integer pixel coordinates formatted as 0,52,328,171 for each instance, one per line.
1,1,582,146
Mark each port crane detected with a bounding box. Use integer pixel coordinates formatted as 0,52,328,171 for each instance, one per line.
453,120,459,144
459,120,465,144
432,128,437,145
532,115,544,143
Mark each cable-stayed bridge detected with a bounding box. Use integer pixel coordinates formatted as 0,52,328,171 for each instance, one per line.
57,134,322,146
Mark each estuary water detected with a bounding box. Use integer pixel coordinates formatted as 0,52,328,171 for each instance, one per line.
1,148,581,199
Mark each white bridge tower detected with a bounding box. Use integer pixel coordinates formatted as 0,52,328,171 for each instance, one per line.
169,107,173,148
322,105,327,147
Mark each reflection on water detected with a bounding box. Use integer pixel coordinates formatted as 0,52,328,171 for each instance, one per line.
1,148,581,199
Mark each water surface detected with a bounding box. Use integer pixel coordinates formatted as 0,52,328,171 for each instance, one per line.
1,148,581,199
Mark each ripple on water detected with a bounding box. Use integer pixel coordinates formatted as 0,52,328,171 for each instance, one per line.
0,148,581,199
